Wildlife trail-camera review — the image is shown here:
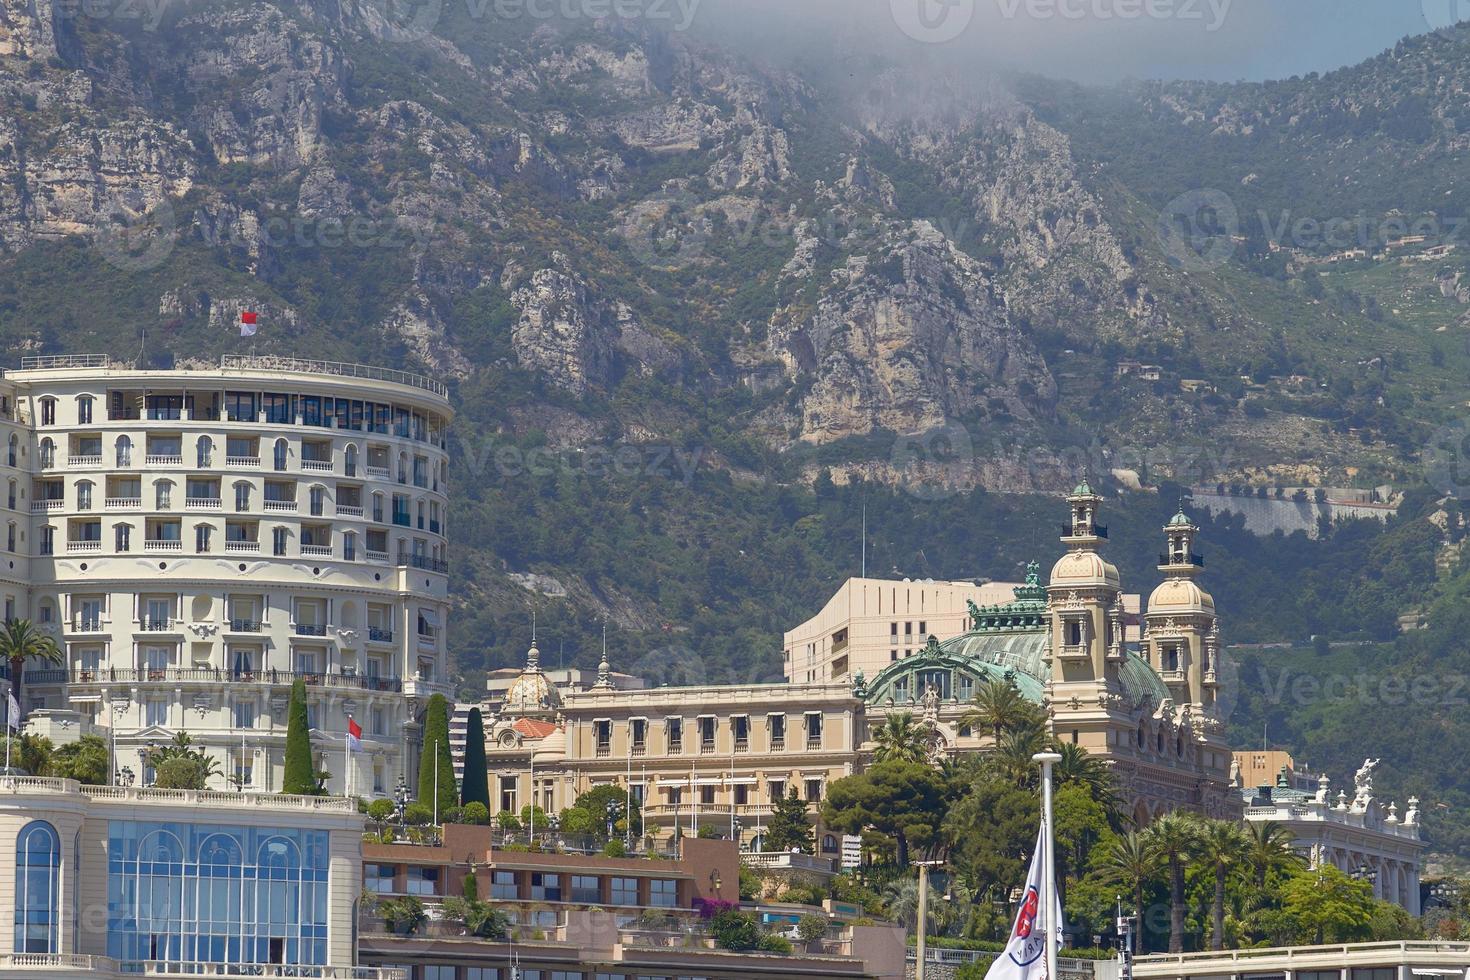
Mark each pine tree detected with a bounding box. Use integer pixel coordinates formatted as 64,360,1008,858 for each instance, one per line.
460,707,491,809
417,694,457,814
765,789,814,855
283,679,317,795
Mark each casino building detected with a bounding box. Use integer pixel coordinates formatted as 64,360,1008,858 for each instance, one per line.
1,354,454,798
476,481,1239,850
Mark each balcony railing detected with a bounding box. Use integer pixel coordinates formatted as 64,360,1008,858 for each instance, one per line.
301,544,333,558
66,540,101,552
187,496,222,509
367,627,395,643
105,496,142,509
400,554,448,573
225,540,260,553
226,455,260,467
33,499,64,512
700,739,717,754
337,505,364,517
734,738,749,753
301,458,334,472
68,454,103,467
365,464,391,479
295,623,329,637
391,514,411,527
228,619,263,633
1159,552,1207,567
770,736,785,751
1062,523,1109,539
806,736,822,751
264,499,298,512
65,666,404,692
365,549,390,563
146,454,185,466
144,539,183,551
140,618,174,631
219,353,449,399
70,618,104,633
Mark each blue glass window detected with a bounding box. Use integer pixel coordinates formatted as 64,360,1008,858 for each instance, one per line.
15,820,61,953
107,821,330,968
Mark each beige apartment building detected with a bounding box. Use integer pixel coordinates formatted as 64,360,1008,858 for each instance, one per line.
785,577,1141,684
2,353,454,799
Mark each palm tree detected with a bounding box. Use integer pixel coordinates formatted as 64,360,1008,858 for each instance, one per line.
993,726,1049,786
1099,832,1163,953
1054,742,1117,809
872,712,930,765
1196,819,1250,950
0,619,62,720
1244,821,1302,891
961,677,1044,742
1143,813,1202,953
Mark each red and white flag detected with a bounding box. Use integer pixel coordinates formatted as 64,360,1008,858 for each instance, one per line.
239,311,258,337
984,824,1064,980
347,716,362,752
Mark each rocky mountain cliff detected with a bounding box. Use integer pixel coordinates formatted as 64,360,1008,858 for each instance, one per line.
3,0,1469,677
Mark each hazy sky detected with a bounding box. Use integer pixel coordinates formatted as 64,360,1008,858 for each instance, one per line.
692,0,1460,84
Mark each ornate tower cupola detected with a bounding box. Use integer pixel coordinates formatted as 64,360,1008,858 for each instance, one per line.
1048,479,1125,698
1146,506,1219,713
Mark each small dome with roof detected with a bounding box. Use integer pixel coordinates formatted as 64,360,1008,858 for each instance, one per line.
1148,578,1215,614
1167,508,1195,528
1050,550,1120,589
503,641,560,714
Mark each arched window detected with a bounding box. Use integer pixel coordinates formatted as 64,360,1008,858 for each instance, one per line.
343,531,357,562
15,821,61,953
344,444,359,478
6,522,15,552
7,433,17,467
39,397,56,426
821,834,838,854
155,480,173,510
6,479,14,510
196,436,213,468
76,481,93,511
273,439,288,472
76,395,93,425
371,492,384,523
115,436,133,468
38,438,54,469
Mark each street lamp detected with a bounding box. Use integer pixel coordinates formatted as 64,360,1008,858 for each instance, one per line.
116,766,135,787
606,799,622,839
393,776,410,831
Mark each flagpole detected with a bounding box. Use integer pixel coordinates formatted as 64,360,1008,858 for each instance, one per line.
1034,751,1062,980
345,714,352,800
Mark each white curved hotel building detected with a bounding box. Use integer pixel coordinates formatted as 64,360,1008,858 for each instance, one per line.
0,354,453,798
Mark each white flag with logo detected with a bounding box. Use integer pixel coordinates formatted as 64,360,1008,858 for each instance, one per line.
983,823,1064,980
5,691,18,730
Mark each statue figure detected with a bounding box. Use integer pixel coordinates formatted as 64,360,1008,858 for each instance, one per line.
852,670,867,698
967,599,983,629
1354,758,1381,802
921,683,941,726
1228,757,1242,789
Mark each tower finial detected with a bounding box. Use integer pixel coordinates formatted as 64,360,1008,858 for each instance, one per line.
593,617,615,691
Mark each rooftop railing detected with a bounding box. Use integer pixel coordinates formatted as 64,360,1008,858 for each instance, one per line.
220,355,448,398
19,354,111,370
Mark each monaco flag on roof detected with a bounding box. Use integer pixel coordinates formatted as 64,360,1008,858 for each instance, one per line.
984,823,1063,980
239,311,258,337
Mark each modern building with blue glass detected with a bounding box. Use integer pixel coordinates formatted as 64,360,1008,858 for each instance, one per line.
0,775,393,980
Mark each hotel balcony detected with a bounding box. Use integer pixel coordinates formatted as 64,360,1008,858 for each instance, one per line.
226,455,261,467
301,458,334,473
66,540,101,553
295,623,329,637
0,957,401,980
186,496,222,509
336,505,364,518
225,540,260,553
33,499,64,513
301,544,333,558
105,496,142,509
68,454,103,467
63,665,405,693
366,627,395,644
145,454,185,466
263,500,298,512
144,539,183,551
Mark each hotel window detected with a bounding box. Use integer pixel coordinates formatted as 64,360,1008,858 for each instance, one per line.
5,523,12,551
39,398,55,426
144,698,168,727
155,481,173,509
195,525,212,552
630,718,647,755
13,820,60,953
264,393,295,425
272,526,288,556
734,784,750,806
805,779,823,803
465,970,499,980
76,481,93,510
273,439,289,471
732,715,749,751
491,871,517,900
225,391,257,421
234,483,251,511
113,524,129,552
76,395,93,424
610,877,638,906
423,967,455,980
530,873,562,902
196,436,213,467
231,699,256,729
699,786,715,806
665,717,683,753
804,713,823,748
919,620,927,635
115,435,132,467
698,716,716,752
38,438,54,468
768,714,786,749
571,875,600,904
767,779,786,801
648,879,677,908
594,720,612,757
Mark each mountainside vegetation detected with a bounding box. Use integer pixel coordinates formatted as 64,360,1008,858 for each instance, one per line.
3,0,1470,856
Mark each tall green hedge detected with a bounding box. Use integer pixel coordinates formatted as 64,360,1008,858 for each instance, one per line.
417,694,457,814
460,707,490,810
283,679,317,795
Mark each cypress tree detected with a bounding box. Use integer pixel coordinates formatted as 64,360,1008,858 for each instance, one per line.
460,707,491,810
417,694,457,813
282,679,317,795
